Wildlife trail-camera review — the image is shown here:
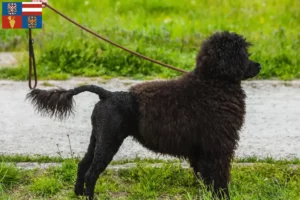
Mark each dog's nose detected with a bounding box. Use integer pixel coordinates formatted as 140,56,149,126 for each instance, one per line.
257,64,262,70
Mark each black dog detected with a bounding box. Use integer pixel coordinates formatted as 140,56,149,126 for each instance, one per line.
27,31,261,199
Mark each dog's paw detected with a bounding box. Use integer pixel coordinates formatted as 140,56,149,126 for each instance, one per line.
74,183,85,196
83,192,94,200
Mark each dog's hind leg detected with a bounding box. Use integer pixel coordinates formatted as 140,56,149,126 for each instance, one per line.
83,111,127,199
190,156,231,199
74,129,96,196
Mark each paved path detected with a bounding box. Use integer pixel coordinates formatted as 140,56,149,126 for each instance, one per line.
0,78,299,160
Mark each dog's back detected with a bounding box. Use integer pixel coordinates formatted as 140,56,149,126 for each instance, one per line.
129,72,246,158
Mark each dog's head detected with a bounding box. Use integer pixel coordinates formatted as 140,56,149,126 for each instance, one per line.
195,31,261,81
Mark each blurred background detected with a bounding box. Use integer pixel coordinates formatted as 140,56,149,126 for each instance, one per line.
0,0,299,80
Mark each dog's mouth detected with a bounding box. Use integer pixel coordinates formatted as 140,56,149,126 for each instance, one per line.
243,61,261,80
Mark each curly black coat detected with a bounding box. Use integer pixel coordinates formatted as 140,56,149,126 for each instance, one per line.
27,31,261,199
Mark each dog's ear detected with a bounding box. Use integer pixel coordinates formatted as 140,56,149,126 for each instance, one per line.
195,31,251,81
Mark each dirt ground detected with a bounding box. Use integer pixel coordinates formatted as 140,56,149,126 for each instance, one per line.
0,78,299,160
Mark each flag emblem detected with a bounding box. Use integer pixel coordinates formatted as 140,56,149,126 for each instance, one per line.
28,16,37,28
2,2,43,29
8,16,16,28
7,3,17,15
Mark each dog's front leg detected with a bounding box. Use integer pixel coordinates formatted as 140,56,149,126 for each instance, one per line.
190,156,231,199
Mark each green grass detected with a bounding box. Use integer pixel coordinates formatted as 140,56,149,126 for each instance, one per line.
0,0,299,80
0,163,21,191
29,177,62,197
0,154,65,163
235,156,300,165
0,159,300,199
1,154,300,165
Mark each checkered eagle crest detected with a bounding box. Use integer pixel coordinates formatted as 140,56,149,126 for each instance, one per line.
28,16,37,28
7,3,17,15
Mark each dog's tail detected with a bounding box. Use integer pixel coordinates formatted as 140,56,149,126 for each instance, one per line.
26,85,112,120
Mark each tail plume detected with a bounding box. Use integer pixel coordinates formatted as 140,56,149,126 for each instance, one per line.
26,88,75,120
27,85,112,120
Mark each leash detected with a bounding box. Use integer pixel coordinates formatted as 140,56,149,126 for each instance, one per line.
43,3,187,73
28,28,37,89
28,3,188,89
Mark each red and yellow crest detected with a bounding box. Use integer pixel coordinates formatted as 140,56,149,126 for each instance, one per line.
28,16,37,28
